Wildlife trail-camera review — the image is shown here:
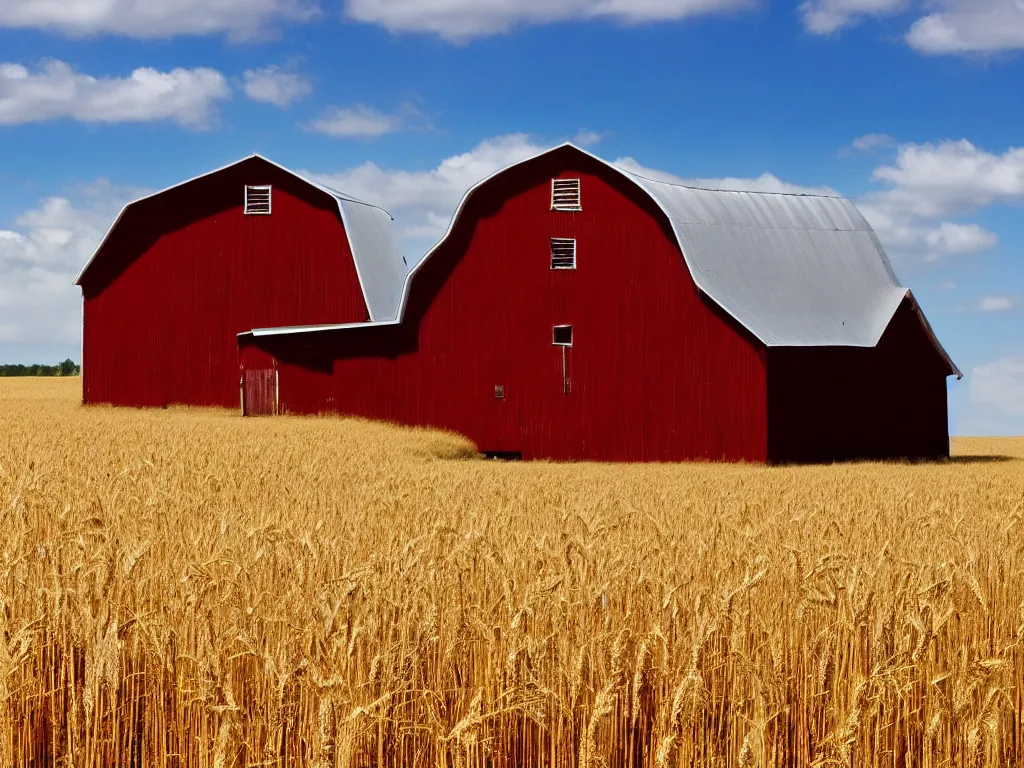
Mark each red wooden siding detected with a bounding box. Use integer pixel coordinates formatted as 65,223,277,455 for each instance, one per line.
767,298,951,463
244,149,770,462
80,158,368,409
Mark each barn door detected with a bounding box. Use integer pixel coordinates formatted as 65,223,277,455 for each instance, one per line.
241,368,278,416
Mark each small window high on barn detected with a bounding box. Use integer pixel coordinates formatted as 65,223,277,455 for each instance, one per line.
244,186,272,215
550,238,577,269
553,325,573,347
551,179,581,211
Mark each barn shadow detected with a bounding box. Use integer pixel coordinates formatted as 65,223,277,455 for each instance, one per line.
770,454,1017,468
944,455,1017,464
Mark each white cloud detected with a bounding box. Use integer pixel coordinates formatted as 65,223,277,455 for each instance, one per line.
243,66,311,108
0,182,141,349
871,140,1024,218
0,60,230,128
971,356,1024,415
800,0,1024,54
305,133,546,247
0,0,318,40
852,138,1024,264
907,0,1024,54
978,296,1014,311
304,103,427,138
343,0,754,41
799,0,908,35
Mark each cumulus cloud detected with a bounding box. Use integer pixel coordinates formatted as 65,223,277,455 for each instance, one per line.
870,140,1024,217
800,0,1024,55
907,0,1024,54
305,133,547,249
798,0,908,35
971,356,1024,415
243,66,311,108
0,182,142,353
0,0,318,40
851,138,1024,264
343,0,754,41
304,103,427,138
0,60,230,128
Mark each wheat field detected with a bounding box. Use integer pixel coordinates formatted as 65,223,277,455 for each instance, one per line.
1,378,1022,768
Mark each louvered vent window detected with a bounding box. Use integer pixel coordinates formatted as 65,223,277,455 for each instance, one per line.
244,185,272,215
550,238,577,269
551,178,581,211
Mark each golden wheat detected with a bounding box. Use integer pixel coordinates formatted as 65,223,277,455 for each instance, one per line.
0,377,1022,767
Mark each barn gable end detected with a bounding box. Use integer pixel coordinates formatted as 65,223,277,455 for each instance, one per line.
78,156,398,408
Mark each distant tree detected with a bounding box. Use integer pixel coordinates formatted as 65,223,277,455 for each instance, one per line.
0,360,80,377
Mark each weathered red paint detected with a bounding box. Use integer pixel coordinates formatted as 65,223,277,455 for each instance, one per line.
79,158,368,408
243,149,771,462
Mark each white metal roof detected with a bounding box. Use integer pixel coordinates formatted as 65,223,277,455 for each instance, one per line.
74,154,408,323
232,144,958,377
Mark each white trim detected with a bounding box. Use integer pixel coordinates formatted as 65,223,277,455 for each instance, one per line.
244,185,272,215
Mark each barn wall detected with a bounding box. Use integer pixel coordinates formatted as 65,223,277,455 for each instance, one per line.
80,158,368,408
767,298,951,463
251,149,769,462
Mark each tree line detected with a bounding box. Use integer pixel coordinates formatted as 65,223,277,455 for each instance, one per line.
0,359,81,377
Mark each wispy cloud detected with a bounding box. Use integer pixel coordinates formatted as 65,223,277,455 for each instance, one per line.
243,65,312,108
304,102,428,139
343,0,755,42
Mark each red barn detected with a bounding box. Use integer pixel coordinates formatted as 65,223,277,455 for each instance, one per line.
80,144,960,463
74,155,406,410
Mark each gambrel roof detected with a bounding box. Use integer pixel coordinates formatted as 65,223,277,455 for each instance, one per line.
75,155,408,323
233,144,958,377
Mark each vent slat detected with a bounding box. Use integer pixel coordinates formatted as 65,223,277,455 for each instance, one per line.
550,237,577,269
244,185,273,215
550,178,581,211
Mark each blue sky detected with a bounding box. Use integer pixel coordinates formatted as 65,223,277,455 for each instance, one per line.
0,0,1022,434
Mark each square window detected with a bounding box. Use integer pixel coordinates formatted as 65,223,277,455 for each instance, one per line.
244,185,272,215
550,179,581,211
550,238,576,269
553,325,573,346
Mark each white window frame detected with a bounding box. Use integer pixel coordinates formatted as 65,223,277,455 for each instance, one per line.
552,325,574,347
244,185,272,215
550,238,577,270
550,179,582,211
